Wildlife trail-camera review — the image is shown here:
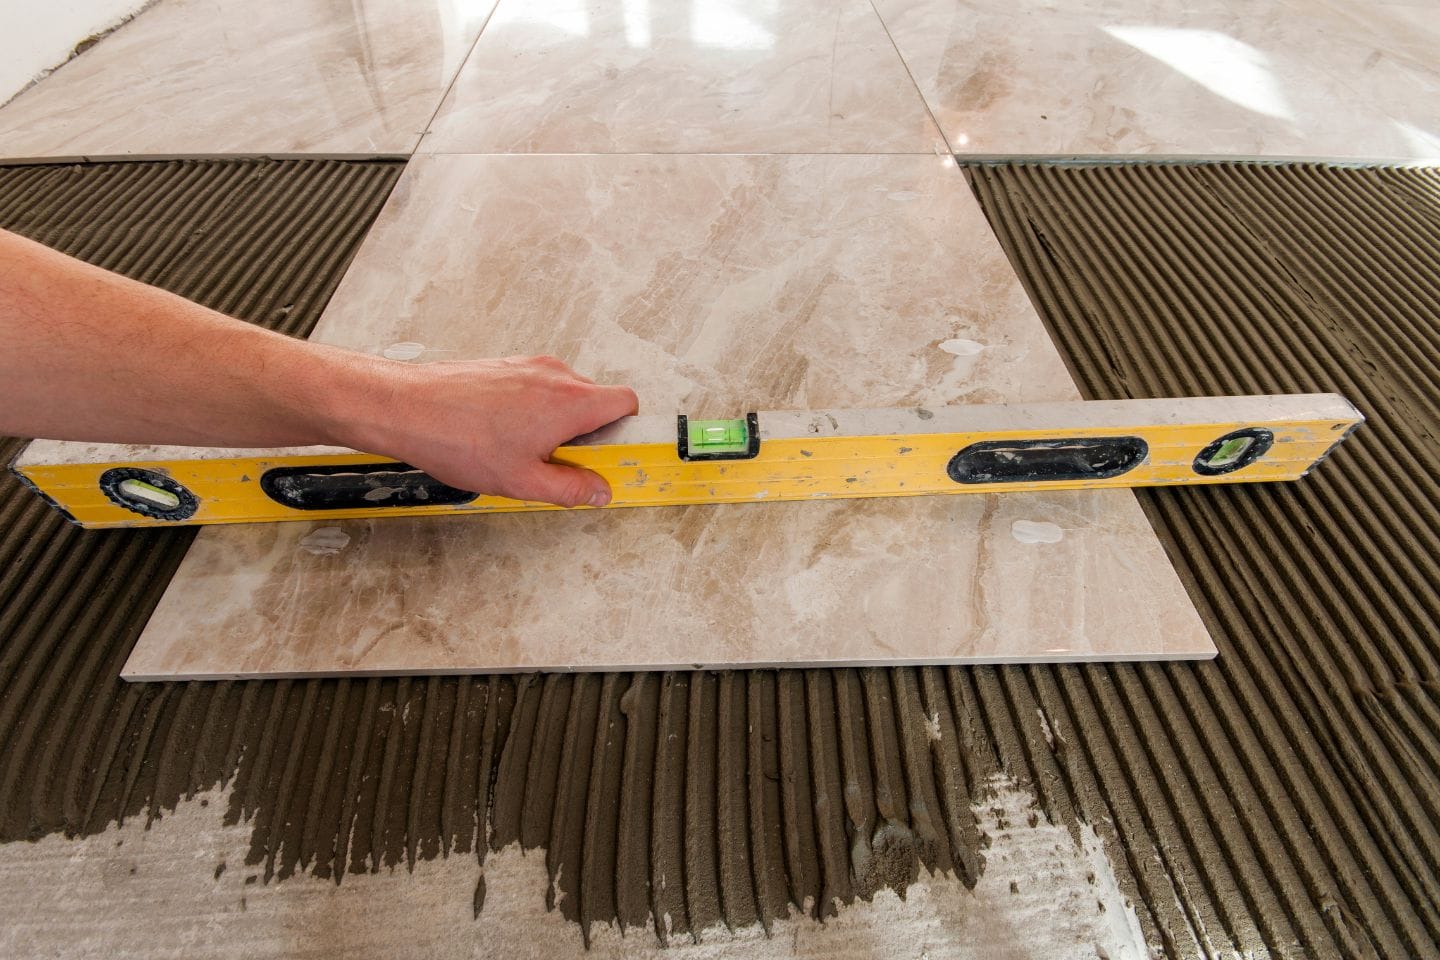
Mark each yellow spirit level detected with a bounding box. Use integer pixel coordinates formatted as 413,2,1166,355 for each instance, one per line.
10,394,1362,529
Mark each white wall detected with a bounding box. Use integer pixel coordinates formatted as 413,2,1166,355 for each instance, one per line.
2,0,150,105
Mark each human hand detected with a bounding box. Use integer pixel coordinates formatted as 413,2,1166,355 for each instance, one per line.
346,354,638,508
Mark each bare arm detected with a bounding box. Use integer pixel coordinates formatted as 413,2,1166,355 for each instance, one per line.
0,228,638,508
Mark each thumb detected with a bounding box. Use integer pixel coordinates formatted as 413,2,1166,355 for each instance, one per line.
515,461,612,509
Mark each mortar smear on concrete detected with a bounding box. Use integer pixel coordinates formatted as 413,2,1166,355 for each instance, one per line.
0,776,1144,960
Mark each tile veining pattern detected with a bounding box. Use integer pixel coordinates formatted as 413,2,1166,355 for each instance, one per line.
0,0,496,157
126,154,1214,677
874,0,1440,158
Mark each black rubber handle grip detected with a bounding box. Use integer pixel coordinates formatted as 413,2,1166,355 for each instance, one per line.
260,463,478,511
947,437,1148,484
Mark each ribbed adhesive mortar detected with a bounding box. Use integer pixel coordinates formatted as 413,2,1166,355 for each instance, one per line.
967,161,1440,960
1,158,1438,958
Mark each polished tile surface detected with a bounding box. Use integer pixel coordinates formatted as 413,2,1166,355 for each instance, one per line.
1277,0,1440,155
874,0,1440,157
5,0,1434,159
419,0,946,153
0,0,494,158
124,154,1214,678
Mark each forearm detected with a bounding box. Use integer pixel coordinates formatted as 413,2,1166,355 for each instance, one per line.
0,227,381,449
0,228,639,508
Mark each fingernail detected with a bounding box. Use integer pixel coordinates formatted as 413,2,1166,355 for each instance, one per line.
588,489,611,508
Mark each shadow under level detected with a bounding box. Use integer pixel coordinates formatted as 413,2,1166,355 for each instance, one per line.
0,157,1437,959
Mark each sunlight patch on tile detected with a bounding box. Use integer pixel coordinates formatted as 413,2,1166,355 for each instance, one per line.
873,0,1440,157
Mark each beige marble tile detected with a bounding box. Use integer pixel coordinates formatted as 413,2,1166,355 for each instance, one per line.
123,154,1214,678
0,0,495,158
419,0,945,153
874,0,1439,158
303,154,1080,409
1266,0,1440,155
